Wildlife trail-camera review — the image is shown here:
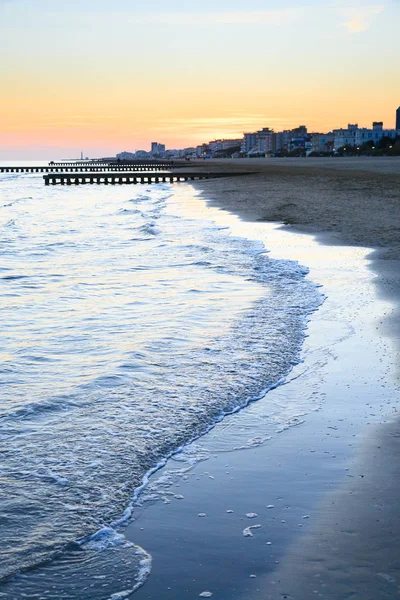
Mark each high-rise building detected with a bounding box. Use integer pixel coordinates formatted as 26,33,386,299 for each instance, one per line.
241,132,258,154
273,130,291,152
396,107,400,131
151,142,166,157
256,128,274,154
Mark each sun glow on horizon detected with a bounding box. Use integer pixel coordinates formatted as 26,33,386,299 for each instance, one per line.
1,0,399,158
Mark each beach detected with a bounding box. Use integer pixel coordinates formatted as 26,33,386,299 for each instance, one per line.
190,157,400,251
127,157,400,599
192,157,400,380
1,158,400,599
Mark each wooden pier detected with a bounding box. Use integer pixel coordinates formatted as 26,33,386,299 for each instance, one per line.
49,160,178,167
49,160,184,168
43,171,251,186
0,162,182,174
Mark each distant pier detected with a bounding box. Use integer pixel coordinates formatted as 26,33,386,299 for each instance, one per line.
49,161,178,167
0,161,185,174
43,171,251,186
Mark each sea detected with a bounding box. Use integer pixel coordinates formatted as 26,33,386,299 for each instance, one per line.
0,163,322,599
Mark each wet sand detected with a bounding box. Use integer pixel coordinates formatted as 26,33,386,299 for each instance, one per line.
196,158,400,599
127,158,400,599
189,157,400,255
192,157,400,374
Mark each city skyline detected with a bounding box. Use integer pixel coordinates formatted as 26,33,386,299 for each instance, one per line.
113,114,398,159
1,0,399,159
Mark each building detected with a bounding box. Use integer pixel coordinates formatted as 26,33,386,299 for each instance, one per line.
333,124,359,148
134,150,150,159
196,144,209,157
273,130,291,153
291,125,308,137
177,147,196,158
166,149,181,159
150,142,166,158
207,140,221,154
205,138,241,157
254,128,274,154
240,128,274,155
288,137,310,153
116,151,136,160
272,127,309,154
396,107,400,131
221,138,242,150
333,122,397,150
241,132,258,154
310,133,335,153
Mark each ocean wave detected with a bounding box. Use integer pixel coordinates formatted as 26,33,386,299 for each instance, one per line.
138,222,160,236
1,196,33,208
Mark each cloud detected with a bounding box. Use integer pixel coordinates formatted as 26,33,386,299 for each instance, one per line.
45,115,119,122
151,115,299,141
338,4,384,33
125,8,305,26
156,115,276,131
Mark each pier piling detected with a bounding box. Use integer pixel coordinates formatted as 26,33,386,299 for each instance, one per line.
43,171,252,186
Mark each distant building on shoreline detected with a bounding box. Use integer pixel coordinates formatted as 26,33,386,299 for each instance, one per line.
235,111,398,157
241,132,258,155
116,151,136,160
115,144,167,160
151,142,166,158
310,132,335,154
196,139,241,158
333,122,397,150
112,107,399,161
273,131,292,153
240,125,312,156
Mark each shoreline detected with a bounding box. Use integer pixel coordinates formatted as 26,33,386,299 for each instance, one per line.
188,157,400,250
194,159,400,598
190,157,400,373
127,160,400,599
2,158,397,598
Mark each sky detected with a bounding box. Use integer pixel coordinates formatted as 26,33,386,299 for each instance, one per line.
0,0,399,159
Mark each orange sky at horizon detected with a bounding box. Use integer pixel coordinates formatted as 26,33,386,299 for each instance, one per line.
1,0,399,158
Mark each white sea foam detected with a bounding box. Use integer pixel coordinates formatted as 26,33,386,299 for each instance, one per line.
108,591,134,600
243,525,262,537
132,547,153,592
82,527,128,551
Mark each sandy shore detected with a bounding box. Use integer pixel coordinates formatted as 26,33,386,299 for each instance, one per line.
192,157,400,374
189,157,400,255
196,158,400,598
128,158,400,599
